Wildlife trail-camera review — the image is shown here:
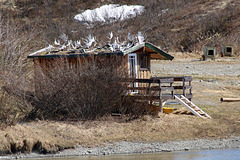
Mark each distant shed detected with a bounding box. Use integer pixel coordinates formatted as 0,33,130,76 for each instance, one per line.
222,45,234,57
203,47,216,60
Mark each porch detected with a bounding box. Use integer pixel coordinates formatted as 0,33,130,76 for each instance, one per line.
125,76,192,99
123,76,193,112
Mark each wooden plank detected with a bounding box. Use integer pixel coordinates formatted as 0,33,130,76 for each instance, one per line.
123,78,174,83
152,76,192,82
173,86,192,90
127,86,174,91
125,95,173,100
125,94,192,101
150,86,174,91
220,98,240,102
158,78,174,83
123,77,192,83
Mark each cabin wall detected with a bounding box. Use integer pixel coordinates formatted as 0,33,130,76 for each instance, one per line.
137,53,150,79
138,52,150,90
33,55,127,96
125,51,151,91
33,58,42,97
133,51,151,79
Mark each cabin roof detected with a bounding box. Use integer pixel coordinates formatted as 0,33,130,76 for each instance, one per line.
28,42,174,60
123,42,174,60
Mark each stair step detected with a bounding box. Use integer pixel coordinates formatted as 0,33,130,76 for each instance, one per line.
174,95,211,119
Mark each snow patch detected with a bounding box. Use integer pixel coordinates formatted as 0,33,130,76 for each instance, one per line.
74,4,144,26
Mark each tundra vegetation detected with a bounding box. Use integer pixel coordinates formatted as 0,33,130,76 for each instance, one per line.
0,0,240,155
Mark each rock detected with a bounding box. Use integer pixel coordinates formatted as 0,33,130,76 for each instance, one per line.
207,79,215,83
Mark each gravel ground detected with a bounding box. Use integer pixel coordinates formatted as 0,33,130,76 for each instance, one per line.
151,59,240,76
2,137,240,159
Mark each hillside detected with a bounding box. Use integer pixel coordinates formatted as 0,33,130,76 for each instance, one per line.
0,0,240,156
1,0,240,54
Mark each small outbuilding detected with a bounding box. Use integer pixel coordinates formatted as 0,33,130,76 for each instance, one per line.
28,37,209,118
28,41,174,84
222,45,234,57
203,47,216,60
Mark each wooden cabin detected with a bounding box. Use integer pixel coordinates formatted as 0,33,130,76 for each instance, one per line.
28,42,174,92
28,41,208,117
28,42,173,79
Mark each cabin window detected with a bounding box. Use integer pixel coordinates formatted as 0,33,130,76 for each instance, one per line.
140,54,149,69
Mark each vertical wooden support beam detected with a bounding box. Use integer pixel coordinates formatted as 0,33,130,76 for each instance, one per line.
183,78,186,96
189,80,192,101
159,79,163,113
159,80,162,100
170,81,174,98
189,81,192,95
147,81,151,95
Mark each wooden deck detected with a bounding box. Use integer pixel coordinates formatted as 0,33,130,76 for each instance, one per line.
124,76,193,101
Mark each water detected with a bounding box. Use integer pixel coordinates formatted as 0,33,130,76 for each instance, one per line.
26,149,240,160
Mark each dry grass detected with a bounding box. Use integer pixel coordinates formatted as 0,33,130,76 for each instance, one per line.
1,102,239,154
1,59,240,155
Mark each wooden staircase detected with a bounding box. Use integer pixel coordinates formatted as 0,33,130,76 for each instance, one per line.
174,95,211,119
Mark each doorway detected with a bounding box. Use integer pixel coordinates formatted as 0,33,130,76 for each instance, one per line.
128,53,138,93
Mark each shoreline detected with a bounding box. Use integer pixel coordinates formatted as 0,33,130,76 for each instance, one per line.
2,136,240,159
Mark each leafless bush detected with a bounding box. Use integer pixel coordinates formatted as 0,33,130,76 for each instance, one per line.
0,90,32,128
0,16,34,127
28,57,147,121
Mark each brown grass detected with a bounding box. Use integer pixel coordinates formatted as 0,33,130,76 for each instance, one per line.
1,59,240,155
0,101,239,154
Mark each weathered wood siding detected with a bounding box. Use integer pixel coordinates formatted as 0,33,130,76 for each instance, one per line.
137,52,151,90
33,55,128,95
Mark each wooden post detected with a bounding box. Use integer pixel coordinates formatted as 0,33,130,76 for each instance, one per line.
147,81,151,95
159,79,162,100
183,78,186,96
159,100,164,113
220,98,240,102
170,81,174,98
159,79,163,112
189,81,192,95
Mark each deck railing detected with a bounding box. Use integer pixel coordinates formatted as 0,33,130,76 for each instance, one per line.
123,76,192,101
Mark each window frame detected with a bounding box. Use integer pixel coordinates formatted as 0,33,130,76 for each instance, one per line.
139,54,150,70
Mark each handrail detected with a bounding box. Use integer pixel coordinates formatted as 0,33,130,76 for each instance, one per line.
124,76,192,100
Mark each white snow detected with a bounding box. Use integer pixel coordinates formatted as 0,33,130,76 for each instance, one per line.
74,4,144,25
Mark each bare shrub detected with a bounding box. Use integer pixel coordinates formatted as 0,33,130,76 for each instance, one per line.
0,16,34,127
26,56,139,120
0,90,32,128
